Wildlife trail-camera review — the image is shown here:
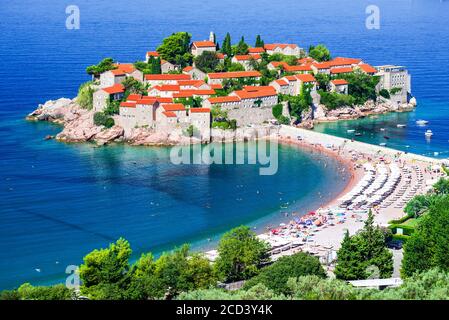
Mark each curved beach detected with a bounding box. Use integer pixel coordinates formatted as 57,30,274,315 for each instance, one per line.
205,126,444,266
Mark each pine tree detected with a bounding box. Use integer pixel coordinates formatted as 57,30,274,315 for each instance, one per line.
335,211,393,280
235,36,249,55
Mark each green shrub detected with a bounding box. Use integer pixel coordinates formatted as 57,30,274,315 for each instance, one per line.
272,104,283,119
318,90,356,110
77,82,95,110
244,252,326,295
93,112,114,128
379,89,390,99
104,117,115,128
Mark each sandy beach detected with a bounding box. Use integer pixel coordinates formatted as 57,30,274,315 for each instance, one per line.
205,126,444,269
210,126,443,264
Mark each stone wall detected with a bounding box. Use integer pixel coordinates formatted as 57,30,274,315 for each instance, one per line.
227,107,274,127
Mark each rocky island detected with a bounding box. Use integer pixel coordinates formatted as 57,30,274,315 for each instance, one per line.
27,32,415,145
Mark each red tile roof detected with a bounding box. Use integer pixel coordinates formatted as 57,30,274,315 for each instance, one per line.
216,53,225,59
146,51,160,57
330,67,354,74
295,74,316,83
313,62,333,69
248,47,265,54
210,84,223,90
243,86,274,92
150,85,181,92
102,84,125,94
193,41,216,48
285,75,299,81
145,74,191,81
358,63,377,74
234,54,261,61
146,96,173,103
331,79,349,85
207,96,241,104
233,88,277,99
183,66,194,72
264,43,298,50
298,57,316,65
331,57,362,66
270,61,289,69
190,108,211,113
162,103,186,111
112,63,136,74
284,64,312,72
136,98,158,105
127,94,142,101
177,79,205,86
207,71,261,79
275,79,288,86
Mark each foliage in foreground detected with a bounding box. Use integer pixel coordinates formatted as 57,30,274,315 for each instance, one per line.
402,195,449,277
335,211,393,280
77,82,95,110
244,252,326,295
215,226,270,282
181,268,449,300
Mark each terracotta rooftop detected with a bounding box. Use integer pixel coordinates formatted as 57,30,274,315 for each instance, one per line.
145,74,191,81
102,83,125,94
192,41,216,48
207,71,261,79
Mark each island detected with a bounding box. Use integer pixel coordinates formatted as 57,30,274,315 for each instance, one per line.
27,31,416,146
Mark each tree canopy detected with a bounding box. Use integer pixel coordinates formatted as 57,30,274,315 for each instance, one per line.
308,44,331,62
77,82,95,110
232,36,249,56
221,33,232,56
337,70,380,105
194,51,220,73
255,35,264,48
402,196,449,277
156,32,193,67
215,226,270,282
86,58,117,77
335,211,393,280
244,252,326,295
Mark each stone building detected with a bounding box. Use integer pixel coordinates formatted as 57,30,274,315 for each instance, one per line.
375,65,411,104
329,79,349,94
99,64,143,88
191,41,216,57
207,71,261,85
93,83,125,112
264,44,303,57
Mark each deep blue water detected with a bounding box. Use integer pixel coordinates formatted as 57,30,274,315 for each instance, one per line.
0,0,448,289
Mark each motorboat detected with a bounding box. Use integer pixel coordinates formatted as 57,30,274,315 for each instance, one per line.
380,143,387,146
425,130,433,137
416,120,429,126
347,129,355,133
397,124,407,128
355,132,362,136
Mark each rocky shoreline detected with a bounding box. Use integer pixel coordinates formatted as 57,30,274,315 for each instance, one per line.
298,98,417,129
26,98,279,146
27,97,417,146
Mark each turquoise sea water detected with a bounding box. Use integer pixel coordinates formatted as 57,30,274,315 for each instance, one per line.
0,0,449,289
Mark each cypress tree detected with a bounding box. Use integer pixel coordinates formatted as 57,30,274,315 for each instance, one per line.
255,35,264,47
222,33,232,56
